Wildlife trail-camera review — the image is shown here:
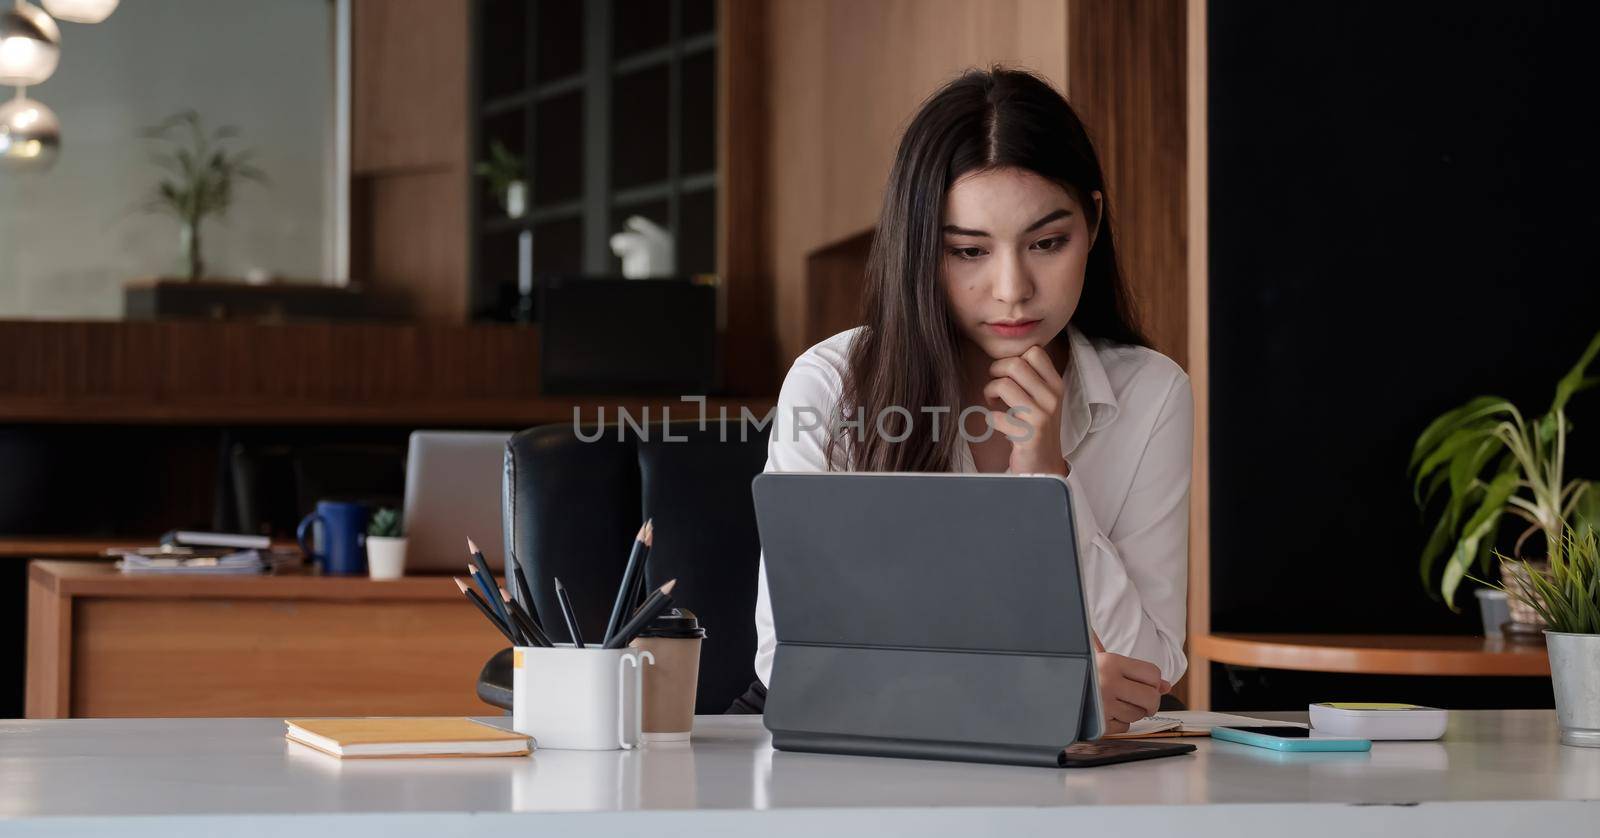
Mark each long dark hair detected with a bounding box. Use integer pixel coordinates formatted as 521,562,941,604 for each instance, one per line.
833,66,1148,473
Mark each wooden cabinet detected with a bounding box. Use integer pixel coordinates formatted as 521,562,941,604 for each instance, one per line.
26,561,509,719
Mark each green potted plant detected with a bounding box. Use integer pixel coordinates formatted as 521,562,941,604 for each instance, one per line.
142,110,266,282
1492,524,1600,747
476,139,526,219
1410,330,1600,618
365,507,405,580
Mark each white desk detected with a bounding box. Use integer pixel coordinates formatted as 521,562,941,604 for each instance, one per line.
0,711,1596,837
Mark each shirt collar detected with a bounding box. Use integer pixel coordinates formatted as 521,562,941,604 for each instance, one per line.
1060,325,1120,457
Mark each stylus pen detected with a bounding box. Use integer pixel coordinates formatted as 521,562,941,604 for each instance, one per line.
554,577,586,648
455,578,515,643
603,521,649,645
603,578,676,649
501,587,552,647
509,554,545,631
466,538,510,626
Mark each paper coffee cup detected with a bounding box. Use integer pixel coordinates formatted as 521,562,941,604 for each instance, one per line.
630,608,704,741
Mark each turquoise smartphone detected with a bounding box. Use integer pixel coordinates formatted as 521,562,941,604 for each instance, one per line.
1212,725,1372,752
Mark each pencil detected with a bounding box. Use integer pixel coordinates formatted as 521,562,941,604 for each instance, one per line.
554,576,585,648
629,520,654,615
483,580,529,645
501,587,552,647
508,553,544,631
455,577,515,643
466,538,510,626
603,578,676,649
603,522,649,646
467,562,509,632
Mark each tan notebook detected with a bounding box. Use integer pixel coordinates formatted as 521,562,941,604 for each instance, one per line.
285,717,533,759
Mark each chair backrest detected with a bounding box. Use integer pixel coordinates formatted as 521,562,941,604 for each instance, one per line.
503,417,769,713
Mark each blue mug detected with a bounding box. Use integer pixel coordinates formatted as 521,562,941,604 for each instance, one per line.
297,501,370,575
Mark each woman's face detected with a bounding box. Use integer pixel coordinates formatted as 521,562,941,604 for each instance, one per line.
940,166,1100,360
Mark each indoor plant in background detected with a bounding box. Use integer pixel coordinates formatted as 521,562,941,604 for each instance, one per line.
142,110,265,282
476,139,527,219
1493,524,1600,747
1410,329,1600,620
365,507,406,580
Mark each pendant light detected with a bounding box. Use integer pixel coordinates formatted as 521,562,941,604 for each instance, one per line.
0,2,59,87
0,88,59,170
41,0,116,24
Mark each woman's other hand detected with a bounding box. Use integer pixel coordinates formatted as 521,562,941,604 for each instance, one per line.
1093,633,1171,734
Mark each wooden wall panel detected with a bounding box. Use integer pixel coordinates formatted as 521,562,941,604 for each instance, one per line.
720,0,779,393
360,171,470,321
765,0,1070,365
350,0,470,322
0,320,772,424
1068,0,1189,367
805,229,875,348
351,0,469,175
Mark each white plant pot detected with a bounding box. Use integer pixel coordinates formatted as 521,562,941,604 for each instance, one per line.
1546,631,1600,747
365,536,406,580
505,181,527,219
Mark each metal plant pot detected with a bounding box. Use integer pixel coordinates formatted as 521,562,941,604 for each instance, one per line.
1545,631,1600,747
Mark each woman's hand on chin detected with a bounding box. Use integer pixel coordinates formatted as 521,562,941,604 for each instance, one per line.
984,345,1069,476
1093,633,1170,734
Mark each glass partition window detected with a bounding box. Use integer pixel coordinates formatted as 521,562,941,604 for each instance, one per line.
471,0,718,321
0,0,336,319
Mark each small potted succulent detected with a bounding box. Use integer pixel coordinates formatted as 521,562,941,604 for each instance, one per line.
1491,524,1600,747
365,507,405,580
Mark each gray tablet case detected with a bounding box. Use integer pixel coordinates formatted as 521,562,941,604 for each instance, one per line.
752,472,1105,768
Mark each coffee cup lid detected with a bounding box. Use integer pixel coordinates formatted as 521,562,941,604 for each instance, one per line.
638,607,706,639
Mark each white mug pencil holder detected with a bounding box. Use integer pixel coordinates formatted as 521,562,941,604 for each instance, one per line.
512,645,655,750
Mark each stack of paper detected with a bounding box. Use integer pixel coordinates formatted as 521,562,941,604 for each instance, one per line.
1106,711,1308,740
117,549,266,575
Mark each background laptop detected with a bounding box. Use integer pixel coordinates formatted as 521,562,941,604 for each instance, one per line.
402,431,512,573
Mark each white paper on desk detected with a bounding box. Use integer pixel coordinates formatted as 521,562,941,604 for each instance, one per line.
1122,716,1183,736
1110,712,1308,739
1162,711,1308,732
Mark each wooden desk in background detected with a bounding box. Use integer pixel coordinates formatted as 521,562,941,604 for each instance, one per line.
25,560,506,719
1192,632,1551,677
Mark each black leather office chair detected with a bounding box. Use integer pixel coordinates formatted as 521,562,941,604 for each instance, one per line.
477,417,770,714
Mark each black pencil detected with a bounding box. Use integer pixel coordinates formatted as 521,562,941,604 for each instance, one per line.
466,538,510,626
455,577,515,643
501,587,552,647
466,562,509,631
508,552,544,631
554,576,585,648
483,580,530,645
629,520,654,614
603,522,649,646
603,578,676,649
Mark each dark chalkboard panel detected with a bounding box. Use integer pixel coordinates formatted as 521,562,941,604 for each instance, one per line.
1208,1,1600,637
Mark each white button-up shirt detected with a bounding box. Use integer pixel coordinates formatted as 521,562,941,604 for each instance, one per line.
753,325,1193,685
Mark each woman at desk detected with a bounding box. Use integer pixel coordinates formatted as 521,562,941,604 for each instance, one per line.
752,67,1191,734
